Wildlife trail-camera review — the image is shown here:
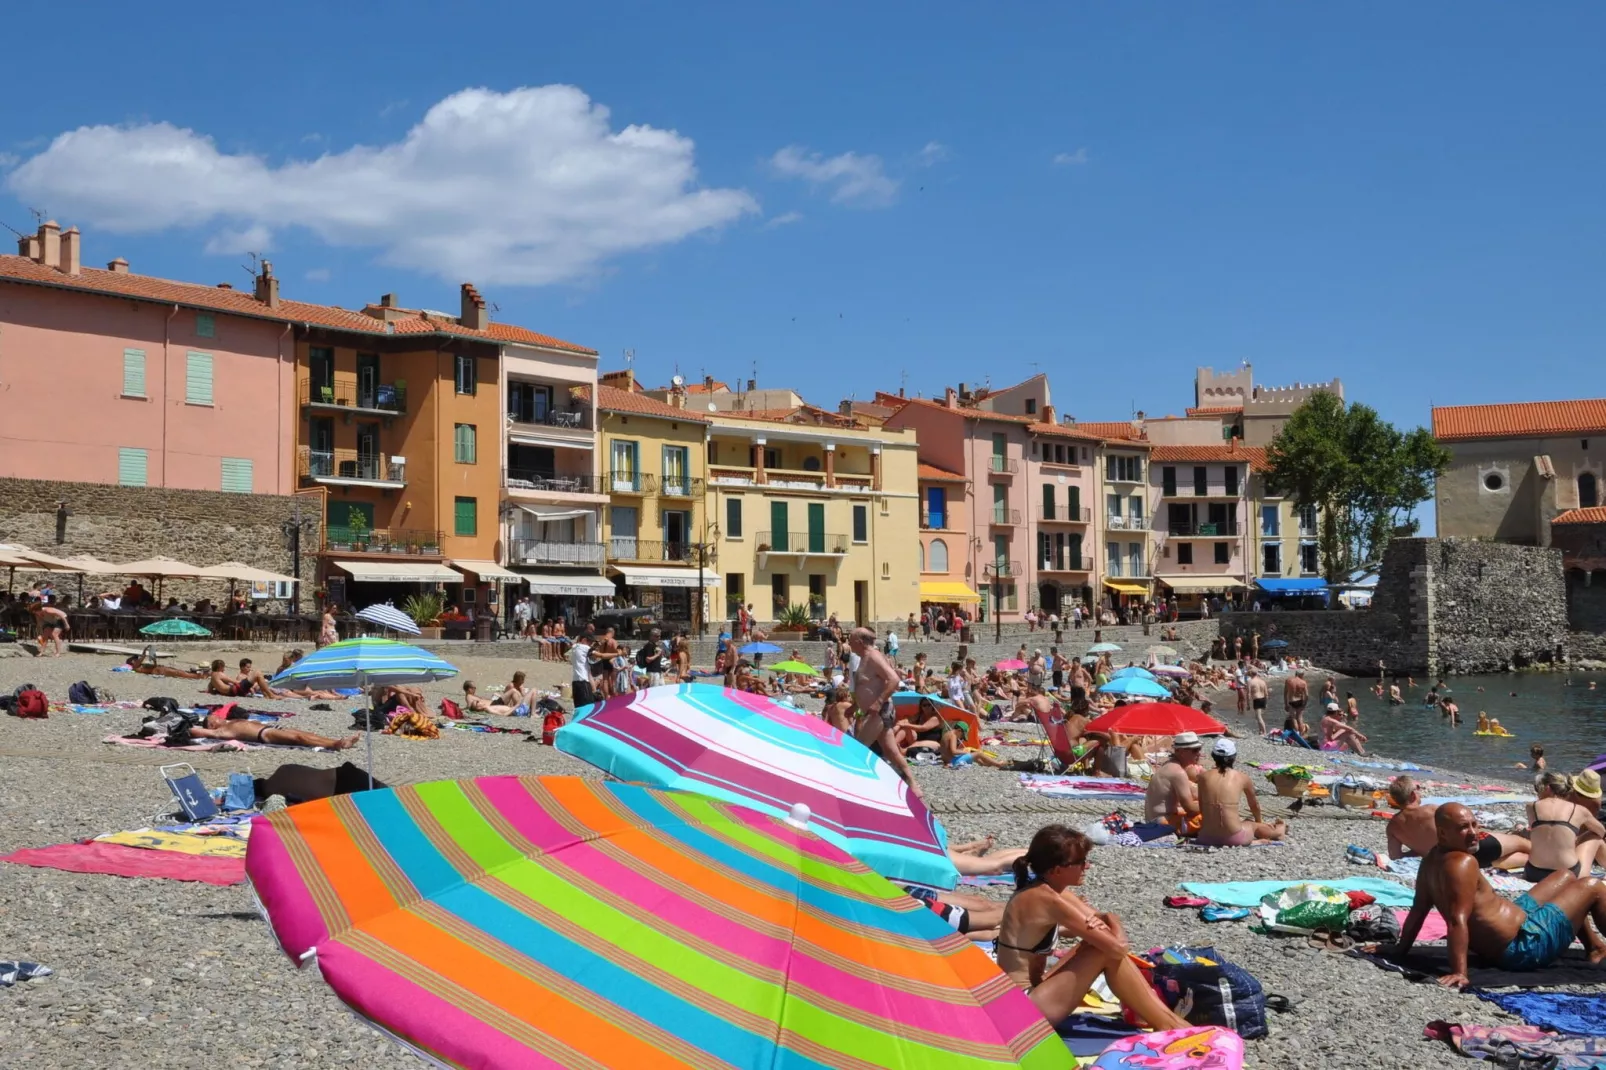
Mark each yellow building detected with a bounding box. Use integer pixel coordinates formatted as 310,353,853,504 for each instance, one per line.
591,379,716,628
702,403,920,627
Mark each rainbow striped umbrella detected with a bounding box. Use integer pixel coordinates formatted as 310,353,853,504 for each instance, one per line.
557,684,957,890
247,776,1069,1069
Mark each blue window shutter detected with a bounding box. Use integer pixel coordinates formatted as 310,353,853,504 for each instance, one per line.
122,349,146,397
118,447,148,487
186,351,214,405
220,457,253,493
195,312,215,339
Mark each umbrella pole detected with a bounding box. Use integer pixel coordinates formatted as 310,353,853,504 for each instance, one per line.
362,670,374,791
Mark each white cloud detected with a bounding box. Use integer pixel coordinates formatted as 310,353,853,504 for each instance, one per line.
769,145,897,208
1053,148,1089,166
305,267,331,282
6,85,759,286
0,152,18,171
204,223,273,255
917,141,949,167
763,210,803,229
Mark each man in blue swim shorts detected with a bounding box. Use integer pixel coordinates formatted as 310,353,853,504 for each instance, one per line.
1393,803,1606,987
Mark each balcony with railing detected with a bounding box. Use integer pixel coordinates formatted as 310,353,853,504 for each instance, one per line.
1104,564,1150,580
1039,506,1092,523
990,508,1022,527
608,539,701,564
987,457,1019,476
708,464,758,486
755,530,849,556
983,560,1024,579
509,539,607,566
298,446,405,486
606,470,657,495
919,509,950,531
1104,513,1146,531
835,472,875,490
1167,521,1241,537
507,404,592,434
503,469,600,495
763,467,829,491
299,377,407,416
658,475,705,499
1037,555,1092,573
323,526,442,556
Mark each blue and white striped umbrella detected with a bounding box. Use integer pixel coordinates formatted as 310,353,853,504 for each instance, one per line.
269,637,457,688
1096,675,1173,698
354,602,421,636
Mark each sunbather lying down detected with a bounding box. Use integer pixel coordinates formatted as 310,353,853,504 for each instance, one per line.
254,761,388,804
949,835,1029,875
188,709,358,750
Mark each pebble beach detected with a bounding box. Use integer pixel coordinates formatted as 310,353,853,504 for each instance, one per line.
0,648,1581,1069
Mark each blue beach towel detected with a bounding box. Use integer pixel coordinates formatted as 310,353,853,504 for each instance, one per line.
1422,794,1535,806
1474,992,1606,1036
1179,876,1415,908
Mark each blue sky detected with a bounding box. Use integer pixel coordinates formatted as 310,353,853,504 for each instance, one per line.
5,2,1603,528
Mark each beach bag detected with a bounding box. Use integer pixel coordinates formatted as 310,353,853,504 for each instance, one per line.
15,687,47,719
1149,947,1269,1040
224,772,257,811
1253,884,1352,935
438,698,464,720
68,681,100,705
1089,1025,1245,1069
135,709,199,745
143,696,180,716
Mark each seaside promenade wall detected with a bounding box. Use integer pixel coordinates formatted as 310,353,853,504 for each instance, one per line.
0,476,318,605
1217,538,1569,676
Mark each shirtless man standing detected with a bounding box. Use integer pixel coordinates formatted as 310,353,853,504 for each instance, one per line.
1283,668,1309,725
1385,776,1529,866
1246,670,1270,735
847,626,923,800
1141,733,1203,836
27,602,69,657
1196,739,1286,845
1393,803,1606,986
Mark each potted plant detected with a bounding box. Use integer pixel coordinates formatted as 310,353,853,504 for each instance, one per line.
403,592,446,639
771,602,812,634
348,512,370,552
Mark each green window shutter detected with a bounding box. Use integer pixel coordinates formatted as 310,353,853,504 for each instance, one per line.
220,457,253,493
807,502,825,553
1068,486,1081,516
454,424,477,463
195,312,215,338
122,349,146,397
454,496,477,537
118,447,148,487
186,351,214,405
770,501,788,551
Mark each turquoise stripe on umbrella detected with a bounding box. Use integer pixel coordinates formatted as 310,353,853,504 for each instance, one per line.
269,636,458,686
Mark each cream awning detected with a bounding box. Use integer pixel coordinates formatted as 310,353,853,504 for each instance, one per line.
1154,575,1246,592
333,561,461,583
116,556,205,578
451,559,522,581
518,504,595,522
522,570,617,596
918,581,983,604
609,565,719,588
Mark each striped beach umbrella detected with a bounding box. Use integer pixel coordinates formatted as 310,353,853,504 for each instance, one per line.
557,683,958,890
269,636,456,687
1086,642,1123,654
1109,666,1158,681
1095,675,1173,699
246,775,1069,1069
353,602,422,636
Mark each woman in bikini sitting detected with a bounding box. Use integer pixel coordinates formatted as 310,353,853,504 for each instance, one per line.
1525,771,1606,882
995,826,1188,1030
188,707,359,750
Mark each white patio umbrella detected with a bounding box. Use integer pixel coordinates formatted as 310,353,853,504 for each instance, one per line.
354,603,422,636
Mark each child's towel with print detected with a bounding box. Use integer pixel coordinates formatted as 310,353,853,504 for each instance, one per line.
1089,1026,1245,1069
1019,774,1146,798
1424,1021,1606,1069
1180,876,1414,908
1472,991,1606,1036
0,961,51,987
93,829,248,859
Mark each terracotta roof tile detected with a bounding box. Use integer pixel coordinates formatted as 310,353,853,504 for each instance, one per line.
1077,421,1148,442
891,395,1037,425
0,254,596,354
1185,406,1243,417
588,384,709,424
1150,444,1267,470
1432,399,1606,442
1552,506,1606,525
1029,421,1103,442
918,463,967,482
685,380,730,394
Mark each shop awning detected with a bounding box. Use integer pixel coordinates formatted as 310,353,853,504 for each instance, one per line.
1155,575,1246,592
609,565,720,588
521,570,617,596
918,581,982,604
1103,580,1151,595
1254,577,1329,595
518,504,594,522
450,559,521,581
333,561,462,583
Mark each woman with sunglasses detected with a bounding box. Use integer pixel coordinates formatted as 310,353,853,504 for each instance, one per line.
996,825,1187,1030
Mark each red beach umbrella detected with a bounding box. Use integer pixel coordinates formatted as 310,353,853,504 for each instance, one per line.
1085,702,1226,737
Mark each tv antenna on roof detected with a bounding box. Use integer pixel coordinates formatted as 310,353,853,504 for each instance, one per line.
27,207,47,225
623,348,635,369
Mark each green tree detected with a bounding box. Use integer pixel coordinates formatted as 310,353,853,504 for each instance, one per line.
1264,392,1449,582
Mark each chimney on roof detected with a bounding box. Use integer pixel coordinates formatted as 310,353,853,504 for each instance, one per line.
254,260,280,309
17,234,39,259
460,283,487,330
943,386,957,409
37,221,61,270
379,293,398,307
217,282,233,290
1042,404,1055,424
746,378,756,391
668,377,686,409
58,226,80,275
107,257,129,273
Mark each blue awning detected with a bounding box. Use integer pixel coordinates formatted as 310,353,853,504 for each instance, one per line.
1254,577,1329,594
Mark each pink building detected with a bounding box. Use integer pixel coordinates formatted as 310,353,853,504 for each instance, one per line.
1028,420,1101,614
915,462,976,609
1148,442,1263,614
0,222,296,493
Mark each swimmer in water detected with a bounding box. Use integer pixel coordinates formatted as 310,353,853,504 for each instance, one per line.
1387,683,1403,705
1488,717,1507,735
1476,711,1491,732
1515,743,1546,771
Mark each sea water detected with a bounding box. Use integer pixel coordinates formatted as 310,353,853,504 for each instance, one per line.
1322,673,1606,781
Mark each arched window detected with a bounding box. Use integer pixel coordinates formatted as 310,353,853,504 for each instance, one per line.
919,541,926,572
929,538,949,573
1580,472,1599,509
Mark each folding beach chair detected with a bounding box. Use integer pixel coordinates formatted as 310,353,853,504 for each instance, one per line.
160,763,218,822
1032,704,1088,774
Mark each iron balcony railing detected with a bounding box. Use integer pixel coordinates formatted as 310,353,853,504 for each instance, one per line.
919,510,950,530
988,457,1019,475
1039,506,1092,523
659,475,705,498
298,447,405,484
503,470,598,494
608,539,702,563
299,377,407,414
509,539,606,566
323,526,442,555
1104,514,1146,530
606,470,658,494
754,531,849,554
990,509,1022,526
508,406,591,432
1167,521,1241,536
983,561,1023,579
1037,556,1093,572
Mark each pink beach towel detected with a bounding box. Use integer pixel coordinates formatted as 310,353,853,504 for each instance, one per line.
2,841,245,885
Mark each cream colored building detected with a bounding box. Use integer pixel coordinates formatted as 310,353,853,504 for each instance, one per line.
703,405,920,626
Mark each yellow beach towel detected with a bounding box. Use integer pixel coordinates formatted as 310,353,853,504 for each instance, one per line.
95,830,247,858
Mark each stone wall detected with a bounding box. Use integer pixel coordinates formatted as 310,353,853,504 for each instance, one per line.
0,477,319,606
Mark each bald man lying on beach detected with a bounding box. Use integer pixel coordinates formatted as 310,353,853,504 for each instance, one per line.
1391,803,1606,986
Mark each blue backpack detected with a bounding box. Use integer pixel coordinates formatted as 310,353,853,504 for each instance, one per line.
1148,945,1270,1039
